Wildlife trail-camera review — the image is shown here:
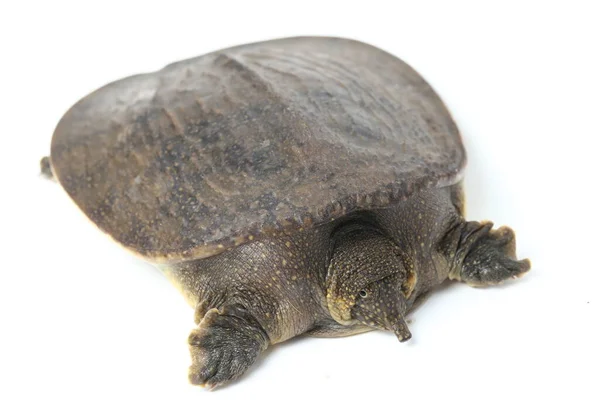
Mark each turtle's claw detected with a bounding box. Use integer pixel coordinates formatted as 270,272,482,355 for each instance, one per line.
188,306,268,388
451,222,531,286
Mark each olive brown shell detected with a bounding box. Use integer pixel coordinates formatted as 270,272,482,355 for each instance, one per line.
50,36,465,262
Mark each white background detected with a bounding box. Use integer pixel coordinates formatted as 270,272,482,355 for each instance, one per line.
1,1,599,399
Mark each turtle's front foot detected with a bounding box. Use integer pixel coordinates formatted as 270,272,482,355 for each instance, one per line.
188,304,269,389
448,221,531,286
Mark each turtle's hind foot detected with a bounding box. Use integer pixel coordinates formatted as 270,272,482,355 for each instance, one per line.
40,156,54,179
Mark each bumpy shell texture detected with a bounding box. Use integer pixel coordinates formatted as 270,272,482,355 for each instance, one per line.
50,36,465,262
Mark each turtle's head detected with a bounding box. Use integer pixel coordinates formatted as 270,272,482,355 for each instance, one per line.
350,274,412,341
326,224,416,342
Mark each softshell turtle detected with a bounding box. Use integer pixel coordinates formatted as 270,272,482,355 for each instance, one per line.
42,36,530,388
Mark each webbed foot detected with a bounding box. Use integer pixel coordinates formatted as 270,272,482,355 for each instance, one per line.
449,221,530,286
188,304,269,389
40,156,54,179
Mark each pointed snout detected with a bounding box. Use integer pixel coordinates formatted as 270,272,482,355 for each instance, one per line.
392,318,412,342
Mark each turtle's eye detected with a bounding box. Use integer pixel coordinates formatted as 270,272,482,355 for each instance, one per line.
358,289,368,298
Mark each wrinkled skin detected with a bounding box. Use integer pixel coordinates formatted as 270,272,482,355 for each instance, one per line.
163,185,530,389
